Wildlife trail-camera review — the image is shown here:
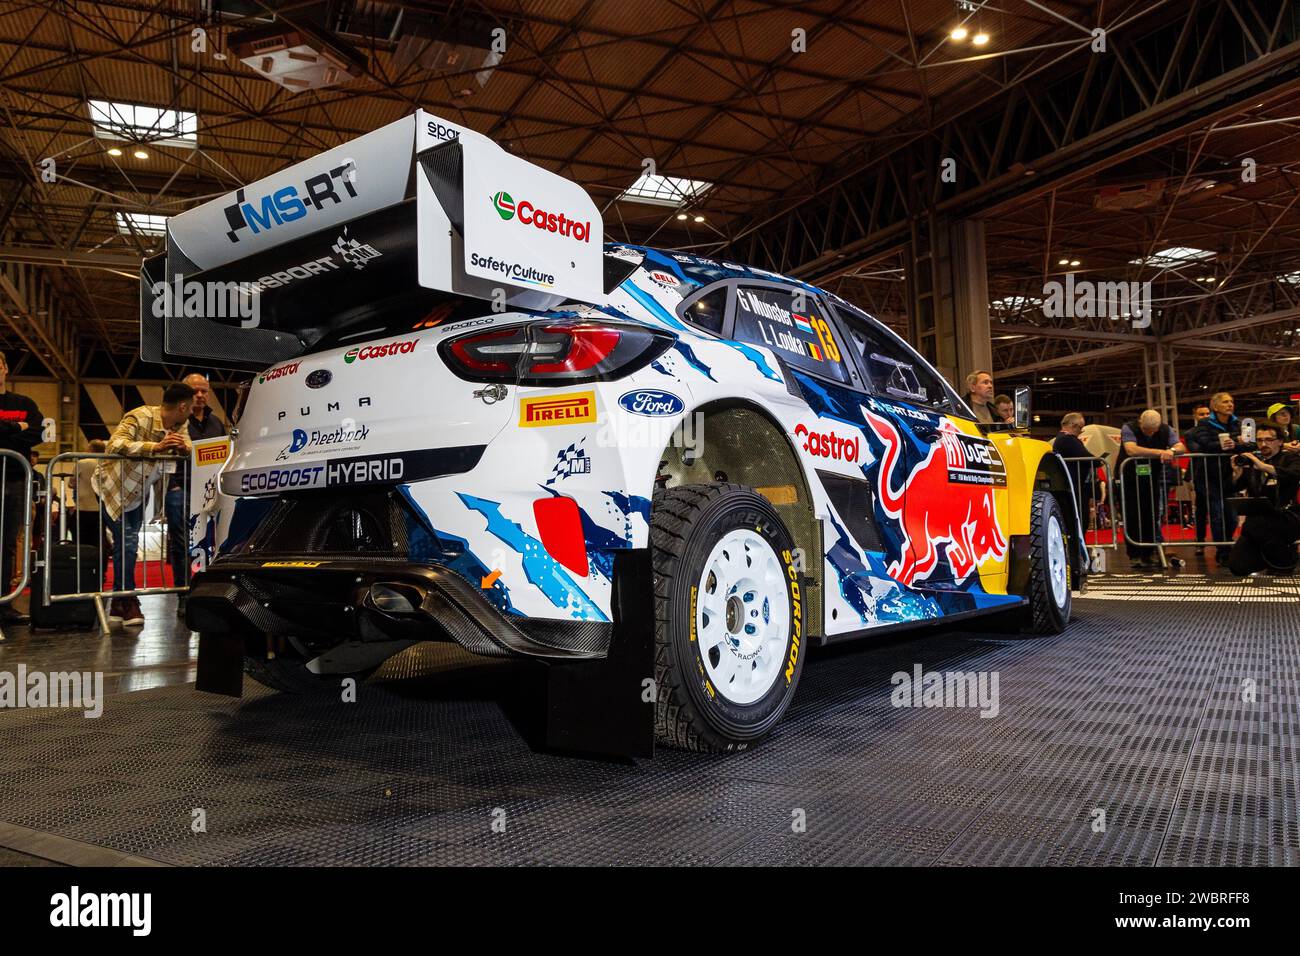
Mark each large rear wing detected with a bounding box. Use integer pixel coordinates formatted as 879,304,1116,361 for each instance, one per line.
141,110,604,371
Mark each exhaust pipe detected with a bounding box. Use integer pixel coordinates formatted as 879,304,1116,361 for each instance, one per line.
365,581,428,616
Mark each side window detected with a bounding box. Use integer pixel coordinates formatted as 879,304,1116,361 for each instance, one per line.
678,285,727,335
834,306,953,411
731,285,852,384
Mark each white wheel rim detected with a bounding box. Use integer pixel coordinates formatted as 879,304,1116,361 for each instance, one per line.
694,529,790,706
1047,515,1068,607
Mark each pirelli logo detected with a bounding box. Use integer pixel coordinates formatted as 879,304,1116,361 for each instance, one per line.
195,439,231,466
519,390,597,427
261,560,325,568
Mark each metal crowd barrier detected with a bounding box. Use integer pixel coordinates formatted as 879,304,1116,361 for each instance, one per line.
1115,451,1240,568
0,450,35,639
1058,455,1117,571
42,451,192,635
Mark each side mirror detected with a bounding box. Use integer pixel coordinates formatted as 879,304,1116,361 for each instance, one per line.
1014,386,1032,430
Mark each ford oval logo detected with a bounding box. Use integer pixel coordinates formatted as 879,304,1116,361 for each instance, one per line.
618,389,685,417
306,369,332,389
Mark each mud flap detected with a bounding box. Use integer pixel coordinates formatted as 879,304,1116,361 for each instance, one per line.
543,551,655,759
195,632,245,697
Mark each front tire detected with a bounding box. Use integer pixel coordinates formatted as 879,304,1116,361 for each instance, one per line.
1022,489,1073,634
650,483,805,752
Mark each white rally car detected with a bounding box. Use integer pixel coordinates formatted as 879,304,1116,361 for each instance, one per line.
148,111,1086,755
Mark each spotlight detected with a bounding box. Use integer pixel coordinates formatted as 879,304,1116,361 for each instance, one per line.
1058,258,1069,266
972,32,990,46
950,26,968,41
676,213,688,220
693,215,705,223
107,147,122,157
1070,259,1081,267
133,149,149,160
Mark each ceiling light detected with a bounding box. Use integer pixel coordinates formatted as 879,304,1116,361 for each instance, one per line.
676,213,688,220
106,147,122,157
133,149,149,160
1070,259,1081,267
693,215,705,223
950,26,968,41
1058,258,1069,266
972,32,990,46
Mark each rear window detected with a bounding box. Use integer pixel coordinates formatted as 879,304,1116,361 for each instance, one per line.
731,285,851,384
679,286,727,335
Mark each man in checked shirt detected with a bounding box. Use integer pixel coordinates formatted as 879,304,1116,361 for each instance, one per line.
94,382,194,626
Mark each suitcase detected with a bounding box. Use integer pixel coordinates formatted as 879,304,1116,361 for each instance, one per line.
29,542,99,629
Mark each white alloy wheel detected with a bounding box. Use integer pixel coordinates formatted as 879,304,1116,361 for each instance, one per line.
695,529,790,705
1047,514,1068,608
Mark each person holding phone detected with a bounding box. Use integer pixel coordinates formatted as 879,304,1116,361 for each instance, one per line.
95,382,194,627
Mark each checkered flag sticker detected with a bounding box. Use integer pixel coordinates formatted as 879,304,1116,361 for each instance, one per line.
546,442,591,485
332,227,383,270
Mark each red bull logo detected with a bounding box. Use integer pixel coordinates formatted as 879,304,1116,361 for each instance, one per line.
864,410,1007,586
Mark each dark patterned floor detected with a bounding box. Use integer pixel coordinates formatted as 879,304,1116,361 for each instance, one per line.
0,573,1297,866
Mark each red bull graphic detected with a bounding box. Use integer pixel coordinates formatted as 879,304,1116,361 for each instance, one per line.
864,409,1007,586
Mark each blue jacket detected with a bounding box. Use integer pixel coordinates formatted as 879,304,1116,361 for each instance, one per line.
1186,413,1239,455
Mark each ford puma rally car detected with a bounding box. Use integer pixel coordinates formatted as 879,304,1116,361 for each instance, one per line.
147,110,1086,755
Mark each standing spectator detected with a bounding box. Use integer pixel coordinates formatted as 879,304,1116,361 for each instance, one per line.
1267,402,1300,453
1116,409,1185,568
0,352,43,624
96,382,194,627
1186,391,1245,564
165,373,225,614
1227,423,1300,576
965,370,996,424
1053,413,1096,529
994,394,1015,424
1182,402,1212,553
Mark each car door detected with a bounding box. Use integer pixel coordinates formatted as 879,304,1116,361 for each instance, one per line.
831,304,1010,593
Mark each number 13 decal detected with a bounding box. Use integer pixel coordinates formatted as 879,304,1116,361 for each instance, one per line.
810,316,841,363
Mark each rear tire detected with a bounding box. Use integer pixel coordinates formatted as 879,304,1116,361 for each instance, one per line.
650,483,805,752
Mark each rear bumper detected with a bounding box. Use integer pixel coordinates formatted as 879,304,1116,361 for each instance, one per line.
187,558,611,661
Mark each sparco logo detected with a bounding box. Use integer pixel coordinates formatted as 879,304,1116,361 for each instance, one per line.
343,338,418,364
489,190,591,242
223,164,359,244
258,361,300,384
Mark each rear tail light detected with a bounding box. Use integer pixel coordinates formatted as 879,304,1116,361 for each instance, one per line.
440,321,672,384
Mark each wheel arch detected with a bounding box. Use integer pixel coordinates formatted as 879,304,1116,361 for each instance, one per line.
653,398,825,636
1024,448,1088,585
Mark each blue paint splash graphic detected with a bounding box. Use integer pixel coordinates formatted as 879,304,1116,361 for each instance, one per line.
622,276,782,382
458,493,607,621
397,487,517,614
672,341,717,381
